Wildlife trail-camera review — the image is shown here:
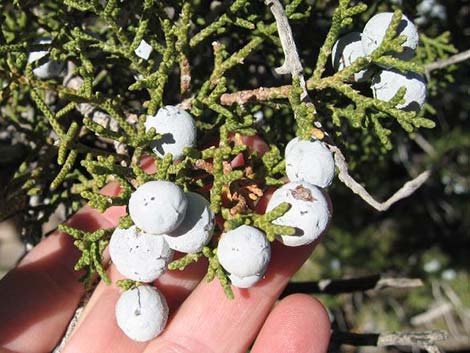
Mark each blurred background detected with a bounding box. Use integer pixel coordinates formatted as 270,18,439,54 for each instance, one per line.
0,0,469,352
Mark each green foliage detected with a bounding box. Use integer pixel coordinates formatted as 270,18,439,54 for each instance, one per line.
58,224,112,287
116,278,140,291
0,0,467,309
168,252,204,271
253,202,295,241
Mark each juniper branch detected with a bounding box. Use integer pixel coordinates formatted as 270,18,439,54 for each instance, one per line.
425,48,470,74
330,144,432,211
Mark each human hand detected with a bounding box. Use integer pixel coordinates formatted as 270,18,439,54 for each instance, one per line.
0,159,330,353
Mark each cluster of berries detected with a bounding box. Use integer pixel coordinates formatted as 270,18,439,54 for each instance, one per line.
111,180,215,341
332,12,427,112
110,107,212,341
218,137,334,287
109,104,334,341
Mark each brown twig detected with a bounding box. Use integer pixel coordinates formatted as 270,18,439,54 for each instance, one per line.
180,55,191,97
221,49,470,105
220,84,291,106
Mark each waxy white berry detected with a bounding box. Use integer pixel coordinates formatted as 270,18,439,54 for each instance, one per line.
371,69,427,112
266,181,331,247
285,137,335,188
28,38,64,79
109,226,173,282
128,181,188,235
217,225,271,278
145,106,197,160
362,12,419,61
115,285,169,342
331,32,373,82
163,192,214,254
229,273,263,289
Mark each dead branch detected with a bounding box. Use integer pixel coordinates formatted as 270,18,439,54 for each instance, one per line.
411,302,454,326
332,330,448,353
221,49,470,105
425,49,470,75
329,144,432,211
265,0,308,98
265,0,302,76
410,133,437,156
438,335,470,352
220,84,291,106
63,62,132,156
180,55,191,96
281,274,423,297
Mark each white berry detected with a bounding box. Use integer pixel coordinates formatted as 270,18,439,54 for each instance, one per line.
115,285,169,342
163,192,214,253
109,226,173,282
362,12,419,61
145,106,197,160
371,69,427,112
229,273,263,288
285,137,335,188
128,181,188,234
331,32,373,82
266,181,331,247
217,225,271,278
28,38,64,79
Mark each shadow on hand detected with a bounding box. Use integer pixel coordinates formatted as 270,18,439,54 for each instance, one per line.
0,209,106,353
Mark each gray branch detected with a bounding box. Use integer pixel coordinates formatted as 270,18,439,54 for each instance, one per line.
425,49,470,75
265,0,308,99
330,144,431,211
411,302,454,326
281,274,423,297
438,335,470,352
264,0,302,76
332,330,448,353
378,330,448,353
63,62,131,156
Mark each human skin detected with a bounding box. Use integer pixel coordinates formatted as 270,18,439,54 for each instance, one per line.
0,136,331,353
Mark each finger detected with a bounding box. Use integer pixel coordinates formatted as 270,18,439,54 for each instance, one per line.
251,294,331,353
144,240,317,353
0,183,124,353
0,348,16,353
62,255,208,353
